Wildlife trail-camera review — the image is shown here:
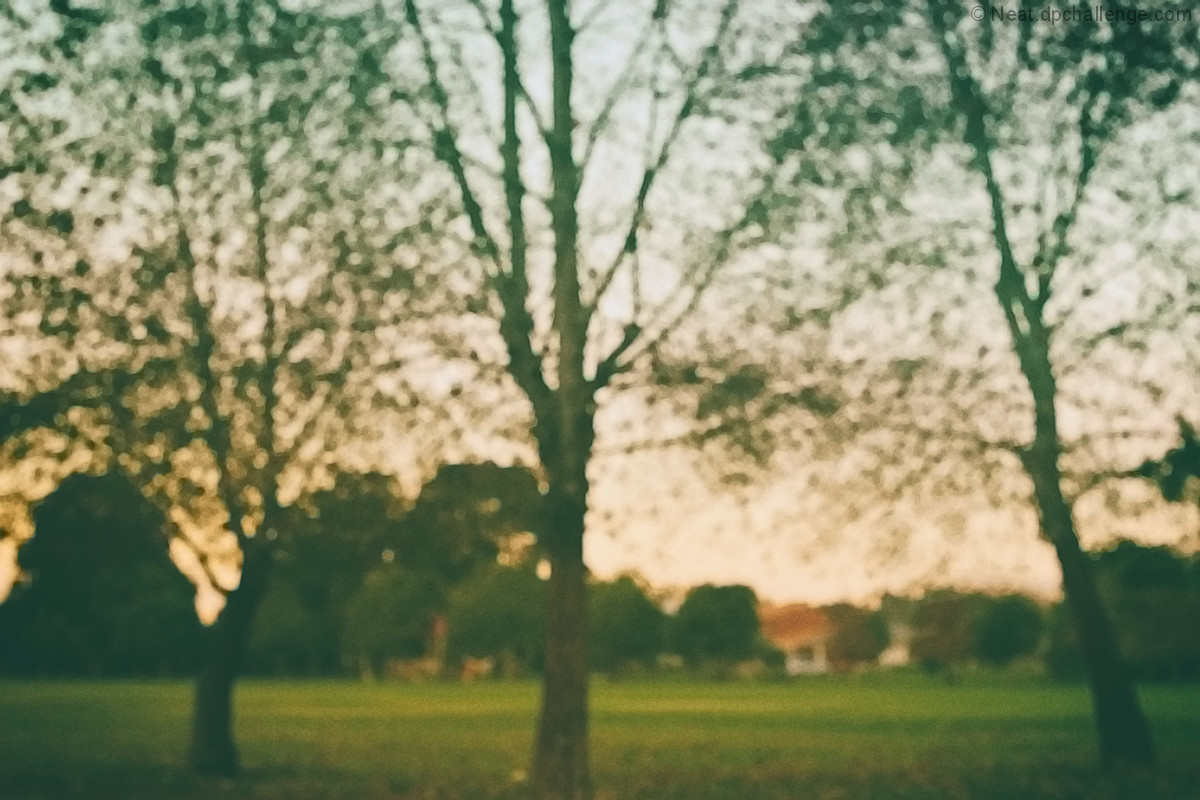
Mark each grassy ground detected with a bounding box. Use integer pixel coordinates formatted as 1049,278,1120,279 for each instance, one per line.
1,673,1198,799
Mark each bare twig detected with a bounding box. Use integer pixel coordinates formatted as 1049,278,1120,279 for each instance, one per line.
405,0,505,279
585,0,739,321
464,0,550,137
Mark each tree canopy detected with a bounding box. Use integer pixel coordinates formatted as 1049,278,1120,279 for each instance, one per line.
670,583,760,669
0,471,201,676
589,575,667,675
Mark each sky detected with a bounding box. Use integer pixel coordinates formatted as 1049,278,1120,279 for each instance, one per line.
1,0,1199,614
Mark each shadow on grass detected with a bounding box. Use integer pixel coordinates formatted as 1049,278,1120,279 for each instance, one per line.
0,764,414,800
4,761,1200,800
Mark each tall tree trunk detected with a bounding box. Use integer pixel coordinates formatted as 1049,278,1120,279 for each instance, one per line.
188,542,272,776
531,0,593,796
1023,440,1156,768
531,483,592,800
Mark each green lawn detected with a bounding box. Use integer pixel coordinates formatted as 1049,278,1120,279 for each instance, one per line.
1,674,1198,799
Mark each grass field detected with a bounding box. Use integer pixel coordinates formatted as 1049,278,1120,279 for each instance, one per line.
1,673,1198,799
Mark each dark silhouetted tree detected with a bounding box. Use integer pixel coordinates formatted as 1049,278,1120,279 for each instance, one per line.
910,590,982,679
1140,419,1200,507
252,472,408,676
1,0,433,775
446,564,545,678
399,462,544,582
670,583,760,671
343,566,443,679
588,575,666,675
0,472,201,676
244,580,317,676
1048,541,1200,683
973,594,1044,668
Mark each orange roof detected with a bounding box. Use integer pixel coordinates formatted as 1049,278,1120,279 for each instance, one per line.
759,603,832,651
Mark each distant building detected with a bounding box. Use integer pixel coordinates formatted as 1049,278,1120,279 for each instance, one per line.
877,594,918,668
878,622,913,667
758,603,833,675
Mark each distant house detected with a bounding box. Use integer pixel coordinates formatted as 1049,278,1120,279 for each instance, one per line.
759,604,833,675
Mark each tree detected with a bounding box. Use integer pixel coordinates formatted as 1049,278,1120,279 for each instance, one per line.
1100,543,1200,682
1048,542,1200,683
1140,419,1200,507
343,566,443,678
910,590,980,679
762,2,1199,768
972,594,1043,668
399,462,545,582
244,464,543,676
918,0,1200,765
251,472,408,676
244,579,318,676
825,603,890,671
446,564,545,678
0,472,201,676
400,1,801,794
670,583,760,670
2,0,431,775
588,575,666,675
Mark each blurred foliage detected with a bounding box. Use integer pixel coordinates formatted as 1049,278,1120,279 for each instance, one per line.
0,471,202,676
588,575,667,675
342,566,443,677
0,0,444,587
973,594,1044,668
825,602,890,670
1139,419,1200,505
246,471,407,675
243,463,541,676
400,462,544,583
446,564,545,678
910,589,983,678
241,462,542,676
670,583,760,670
1048,541,1200,683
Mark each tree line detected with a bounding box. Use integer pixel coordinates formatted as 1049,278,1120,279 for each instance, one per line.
4,466,1196,685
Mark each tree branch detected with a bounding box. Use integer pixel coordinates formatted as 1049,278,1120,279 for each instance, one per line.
405,0,505,277
464,0,550,138
238,0,284,534
611,186,756,371
584,0,739,321
929,1,1050,387
165,152,252,550
492,0,553,412
578,13,657,172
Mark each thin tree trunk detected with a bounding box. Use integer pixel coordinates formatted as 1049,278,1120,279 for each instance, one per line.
188,543,272,776
928,3,1158,765
531,484,592,800
1009,285,1156,769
